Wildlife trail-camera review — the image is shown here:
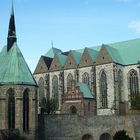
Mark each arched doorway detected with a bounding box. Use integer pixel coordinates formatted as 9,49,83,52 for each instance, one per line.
99,133,111,140
82,134,93,140
70,106,77,114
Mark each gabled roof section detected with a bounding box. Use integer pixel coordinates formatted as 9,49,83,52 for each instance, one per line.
57,53,67,66
109,38,140,65
76,83,95,99
79,47,99,67
71,50,82,64
87,48,99,61
64,50,82,69
105,45,123,64
34,56,52,74
96,44,113,65
45,47,62,58
0,43,36,85
50,53,67,71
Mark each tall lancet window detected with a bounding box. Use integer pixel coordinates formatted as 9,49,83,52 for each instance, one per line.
38,77,45,104
118,70,123,102
23,89,29,132
129,70,139,102
100,71,108,108
67,73,73,91
52,75,59,108
82,72,90,86
7,88,15,129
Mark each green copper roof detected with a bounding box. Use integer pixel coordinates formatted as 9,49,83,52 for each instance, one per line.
45,38,140,66
0,43,36,85
77,83,95,99
87,48,98,61
56,53,67,67
108,39,140,65
71,50,82,64
45,47,62,58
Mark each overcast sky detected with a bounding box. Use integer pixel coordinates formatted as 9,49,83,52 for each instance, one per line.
0,0,140,72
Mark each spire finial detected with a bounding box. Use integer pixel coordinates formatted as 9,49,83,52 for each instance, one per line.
7,0,17,51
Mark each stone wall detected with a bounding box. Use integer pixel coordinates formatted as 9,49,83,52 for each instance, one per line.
40,114,140,140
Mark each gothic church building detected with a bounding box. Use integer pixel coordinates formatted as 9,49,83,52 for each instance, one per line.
34,38,140,115
0,3,37,137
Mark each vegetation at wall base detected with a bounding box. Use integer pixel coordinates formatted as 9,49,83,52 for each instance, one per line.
113,130,133,140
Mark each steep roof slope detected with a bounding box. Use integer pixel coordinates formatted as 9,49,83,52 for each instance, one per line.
0,43,36,85
45,47,62,58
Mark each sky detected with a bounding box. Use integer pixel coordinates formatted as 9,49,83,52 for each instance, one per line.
0,0,140,72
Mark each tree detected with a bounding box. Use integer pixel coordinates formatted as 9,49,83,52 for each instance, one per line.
113,130,133,140
40,97,58,115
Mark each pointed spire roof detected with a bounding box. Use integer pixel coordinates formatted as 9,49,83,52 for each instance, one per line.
0,43,37,85
7,0,17,51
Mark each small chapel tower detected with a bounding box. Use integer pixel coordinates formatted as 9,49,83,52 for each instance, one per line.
0,2,38,139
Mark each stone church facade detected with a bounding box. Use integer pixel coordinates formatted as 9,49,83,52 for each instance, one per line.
0,3,38,139
34,38,140,116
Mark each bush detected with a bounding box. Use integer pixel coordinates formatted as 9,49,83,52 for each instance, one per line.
113,130,133,140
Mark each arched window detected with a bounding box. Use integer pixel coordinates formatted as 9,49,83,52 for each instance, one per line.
23,89,29,132
38,77,45,104
52,75,59,109
82,134,93,140
99,133,111,140
82,72,90,86
100,71,107,108
7,88,15,129
70,106,77,114
129,69,139,102
118,70,123,102
67,73,73,88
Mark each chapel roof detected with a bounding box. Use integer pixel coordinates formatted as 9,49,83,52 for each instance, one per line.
0,43,36,85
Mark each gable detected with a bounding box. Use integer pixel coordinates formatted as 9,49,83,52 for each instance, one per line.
96,45,113,65
49,55,62,71
64,52,77,69
79,48,93,67
34,56,49,74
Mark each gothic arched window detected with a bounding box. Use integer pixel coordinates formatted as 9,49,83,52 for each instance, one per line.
118,70,123,102
129,69,139,102
52,75,59,108
100,71,107,108
67,73,73,88
82,72,89,86
23,89,29,132
38,77,45,104
7,88,15,129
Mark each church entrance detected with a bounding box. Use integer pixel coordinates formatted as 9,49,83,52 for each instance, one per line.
70,106,77,114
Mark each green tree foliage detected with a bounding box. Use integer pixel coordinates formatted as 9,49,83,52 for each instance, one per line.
40,97,58,115
113,130,133,140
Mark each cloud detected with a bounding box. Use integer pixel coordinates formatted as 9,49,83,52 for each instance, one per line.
128,20,140,33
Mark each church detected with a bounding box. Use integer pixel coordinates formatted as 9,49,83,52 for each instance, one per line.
0,2,38,139
34,37,140,116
